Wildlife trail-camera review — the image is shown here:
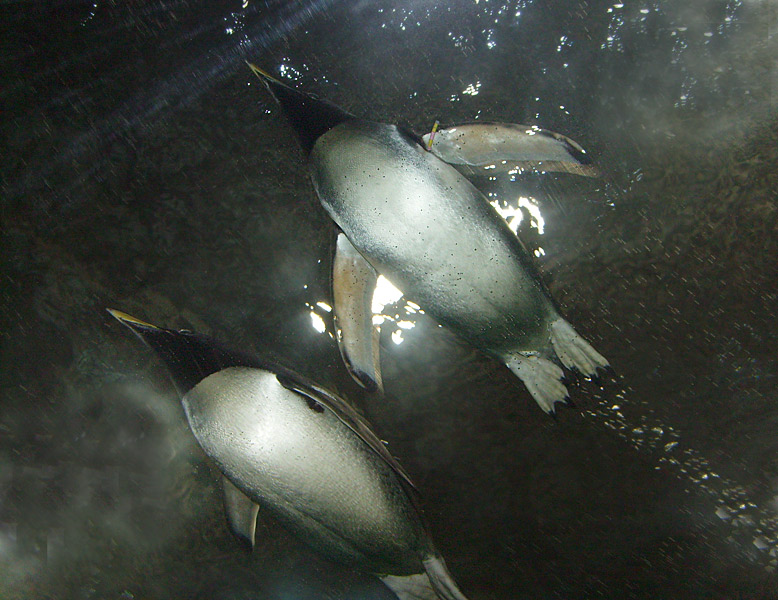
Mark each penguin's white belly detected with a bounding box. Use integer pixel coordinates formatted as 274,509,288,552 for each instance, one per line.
182,367,424,573
311,120,555,353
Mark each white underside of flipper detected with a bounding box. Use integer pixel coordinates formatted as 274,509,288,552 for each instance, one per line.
423,555,470,600
380,555,470,600
549,318,609,377
333,233,383,393
505,352,569,414
222,476,260,548
380,573,440,600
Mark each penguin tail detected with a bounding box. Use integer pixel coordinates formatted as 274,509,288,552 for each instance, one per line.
505,352,569,415
423,555,471,600
548,318,609,379
380,555,470,600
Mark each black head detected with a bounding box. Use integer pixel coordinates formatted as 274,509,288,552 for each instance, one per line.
108,309,261,396
247,62,355,156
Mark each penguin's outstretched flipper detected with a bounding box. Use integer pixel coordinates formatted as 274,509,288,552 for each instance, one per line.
505,352,570,415
549,318,609,378
333,233,383,393
381,555,470,600
422,122,598,177
222,476,260,550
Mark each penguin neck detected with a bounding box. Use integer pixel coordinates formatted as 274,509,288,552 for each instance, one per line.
266,81,355,156
136,328,262,396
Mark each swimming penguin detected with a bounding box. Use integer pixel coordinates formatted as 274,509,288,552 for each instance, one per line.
108,309,470,600
247,63,608,414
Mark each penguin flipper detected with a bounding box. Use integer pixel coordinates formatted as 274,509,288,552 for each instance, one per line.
505,352,570,415
333,233,383,393
276,374,416,491
381,556,470,600
222,476,260,549
422,122,598,177
549,318,609,377
380,573,439,600
422,555,471,600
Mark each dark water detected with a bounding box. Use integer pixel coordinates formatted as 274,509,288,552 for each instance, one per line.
1,1,777,598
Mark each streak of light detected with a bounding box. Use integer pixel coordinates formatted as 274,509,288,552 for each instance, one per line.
5,0,336,210
584,389,778,565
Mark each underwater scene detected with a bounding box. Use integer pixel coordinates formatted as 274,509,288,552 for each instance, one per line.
1,0,777,598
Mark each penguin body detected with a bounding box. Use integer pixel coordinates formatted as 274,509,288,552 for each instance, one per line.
312,119,554,355
109,310,468,600
248,64,608,414
183,365,426,574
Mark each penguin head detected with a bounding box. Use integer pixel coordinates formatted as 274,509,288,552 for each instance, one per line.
108,309,261,397
247,62,354,156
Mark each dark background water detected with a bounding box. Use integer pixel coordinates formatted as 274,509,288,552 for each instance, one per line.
1,1,777,598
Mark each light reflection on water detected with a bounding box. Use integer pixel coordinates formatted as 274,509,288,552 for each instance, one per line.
306,275,414,344
490,195,546,235
583,390,778,569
